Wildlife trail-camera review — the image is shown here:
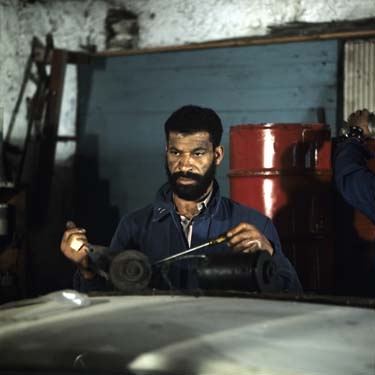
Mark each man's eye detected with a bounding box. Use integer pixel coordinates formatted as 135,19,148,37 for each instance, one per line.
170,150,179,156
194,151,204,157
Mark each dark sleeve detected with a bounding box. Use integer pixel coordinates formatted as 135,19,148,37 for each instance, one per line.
109,215,134,252
333,139,375,224
73,215,133,293
263,218,303,294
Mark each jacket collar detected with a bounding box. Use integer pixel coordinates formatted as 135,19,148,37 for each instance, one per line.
152,180,221,222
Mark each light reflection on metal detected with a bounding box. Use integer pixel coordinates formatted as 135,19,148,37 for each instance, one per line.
263,125,275,169
263,179,273,219
228,169,328,177
62,291,85,306
129,352,168,372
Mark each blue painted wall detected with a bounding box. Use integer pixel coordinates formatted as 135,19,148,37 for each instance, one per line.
78,40,338,223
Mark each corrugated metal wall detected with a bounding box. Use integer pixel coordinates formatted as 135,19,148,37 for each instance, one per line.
344,39,375,118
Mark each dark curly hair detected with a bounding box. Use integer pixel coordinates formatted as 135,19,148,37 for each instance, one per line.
164,105,223,147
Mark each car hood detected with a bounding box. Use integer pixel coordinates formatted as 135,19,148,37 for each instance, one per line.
0,290,374,375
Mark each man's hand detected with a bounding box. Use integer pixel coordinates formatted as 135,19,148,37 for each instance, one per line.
60,221,94,279
226,223,274,256
347,109,371,136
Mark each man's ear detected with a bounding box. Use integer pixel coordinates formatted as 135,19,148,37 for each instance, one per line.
214,145,224,165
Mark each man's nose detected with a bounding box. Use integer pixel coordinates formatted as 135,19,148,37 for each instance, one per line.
178,153,192,170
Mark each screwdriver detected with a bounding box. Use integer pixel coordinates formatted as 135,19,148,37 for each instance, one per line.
154,234,227,265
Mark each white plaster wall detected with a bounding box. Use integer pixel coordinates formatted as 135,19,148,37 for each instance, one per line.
0,0,109,152
130,0,375,47
1,0,375,151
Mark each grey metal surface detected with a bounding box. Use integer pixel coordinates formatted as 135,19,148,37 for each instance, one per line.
0,290,374,374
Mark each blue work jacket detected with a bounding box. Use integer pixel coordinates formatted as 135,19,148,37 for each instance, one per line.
334,139,375,224
75,181,302,293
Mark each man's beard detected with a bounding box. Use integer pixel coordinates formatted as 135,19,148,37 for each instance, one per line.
166,159,216,201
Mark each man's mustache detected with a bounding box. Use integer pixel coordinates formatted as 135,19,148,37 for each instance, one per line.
172,171,202,181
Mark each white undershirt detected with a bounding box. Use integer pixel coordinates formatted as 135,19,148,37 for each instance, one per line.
178,191,212,247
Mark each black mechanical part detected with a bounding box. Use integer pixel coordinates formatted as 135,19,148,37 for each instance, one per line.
109,250,152,292
85,243,279,293
196,251,279,293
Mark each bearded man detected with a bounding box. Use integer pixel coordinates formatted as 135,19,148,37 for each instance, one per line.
60,105,302,293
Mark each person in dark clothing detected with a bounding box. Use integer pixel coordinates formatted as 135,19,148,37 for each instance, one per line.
60,105,302,293
334,108,375,223
333,108,375,296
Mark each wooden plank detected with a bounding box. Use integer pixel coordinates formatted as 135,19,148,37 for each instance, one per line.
94,29,375,58
80,108,336,126
83,86,336,114
89,63,337,91
101,40,337,70
41,49,68,174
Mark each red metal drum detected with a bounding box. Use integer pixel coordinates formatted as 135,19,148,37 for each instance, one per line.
229,124,333,292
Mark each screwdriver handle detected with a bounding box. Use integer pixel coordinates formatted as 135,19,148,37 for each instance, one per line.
208,235,227,246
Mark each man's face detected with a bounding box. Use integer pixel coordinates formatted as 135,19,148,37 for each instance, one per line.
165,131,224,201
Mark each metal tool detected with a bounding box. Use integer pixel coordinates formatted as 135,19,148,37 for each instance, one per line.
83,234,280,293
153,234,227,265
84,234,228,291
196,251,278,293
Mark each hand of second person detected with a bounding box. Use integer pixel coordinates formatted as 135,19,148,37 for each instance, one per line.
60,221,90,268
347,108,371,135
226,222,274,256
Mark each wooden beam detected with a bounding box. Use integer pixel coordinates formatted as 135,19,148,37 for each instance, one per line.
95,28,375,58
33,47,91,65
